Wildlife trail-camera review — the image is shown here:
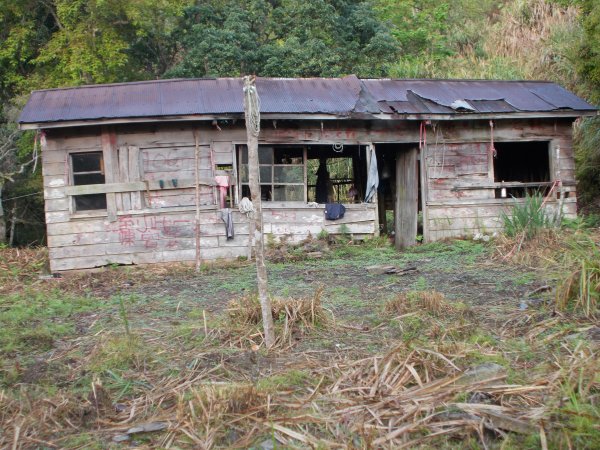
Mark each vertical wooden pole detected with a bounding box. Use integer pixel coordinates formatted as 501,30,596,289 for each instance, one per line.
419,145,429,242
378,192,387,235
100,127,117,222
244,76,275,349
395,147,418,249
194,129,201,271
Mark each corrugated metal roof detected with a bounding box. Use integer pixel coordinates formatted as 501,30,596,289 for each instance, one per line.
19,76,596,125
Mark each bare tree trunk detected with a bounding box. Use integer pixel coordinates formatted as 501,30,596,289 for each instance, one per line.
0,184,6,245
8,203,16,247
243,76,275,348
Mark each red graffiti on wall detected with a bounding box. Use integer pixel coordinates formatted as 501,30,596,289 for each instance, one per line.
111,215,191,249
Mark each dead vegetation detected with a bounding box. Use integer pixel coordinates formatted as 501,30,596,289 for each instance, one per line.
226,286,331,349
1,309,597,449
1,236,599,448
496,227,600,319
385,289,457,317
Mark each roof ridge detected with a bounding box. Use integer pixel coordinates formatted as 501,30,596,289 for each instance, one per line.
29,76,557,94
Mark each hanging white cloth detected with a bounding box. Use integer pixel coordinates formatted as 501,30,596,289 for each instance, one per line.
364,146,379,203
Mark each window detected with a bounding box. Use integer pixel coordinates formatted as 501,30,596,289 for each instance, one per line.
238,144,364,204
239,146,305,201
71,151,107,211
493,141,550,198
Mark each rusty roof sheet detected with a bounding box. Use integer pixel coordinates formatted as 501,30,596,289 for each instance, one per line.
362,79,594,114
19,77,595,125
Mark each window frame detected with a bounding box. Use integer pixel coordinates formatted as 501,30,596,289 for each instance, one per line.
68,150,108,213
237,145,308,203
490,140,553,198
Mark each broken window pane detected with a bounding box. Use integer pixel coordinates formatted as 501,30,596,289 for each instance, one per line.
73,173,105,185
74,194,107,211
72,152,103,172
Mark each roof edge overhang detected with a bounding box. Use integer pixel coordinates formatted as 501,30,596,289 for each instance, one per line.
18,110,598,130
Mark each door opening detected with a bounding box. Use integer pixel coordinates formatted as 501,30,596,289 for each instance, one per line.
375,143,421,249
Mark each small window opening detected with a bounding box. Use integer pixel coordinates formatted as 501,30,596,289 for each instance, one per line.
71,151,107,210
493,141,550,198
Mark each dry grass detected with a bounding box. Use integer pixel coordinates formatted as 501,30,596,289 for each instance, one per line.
226,286,331,349
4,330,595,449
2,239,599,448
385,290,453,317
496,228,600,318
0,247,48,294
494,228,564,268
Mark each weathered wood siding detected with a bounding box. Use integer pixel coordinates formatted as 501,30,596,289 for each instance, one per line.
421,120,577,241
42,122,378,271
41,118,577,270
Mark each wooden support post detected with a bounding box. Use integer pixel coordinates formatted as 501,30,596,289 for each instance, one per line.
395,147,418,249
244,75,275,349
101,127,118,222
419,145,429,242
194,129,201,271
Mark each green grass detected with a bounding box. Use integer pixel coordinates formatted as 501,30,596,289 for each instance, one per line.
256,369,310,393
0,289,100,355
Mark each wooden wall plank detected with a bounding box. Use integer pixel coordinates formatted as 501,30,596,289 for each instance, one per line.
101,127,118,221
395,147,418,249
118,146,131,210
129,145,143,209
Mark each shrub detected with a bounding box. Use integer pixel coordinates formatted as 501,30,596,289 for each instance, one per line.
501,193,558,240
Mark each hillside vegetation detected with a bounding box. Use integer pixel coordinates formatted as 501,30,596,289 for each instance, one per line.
1,0,599,243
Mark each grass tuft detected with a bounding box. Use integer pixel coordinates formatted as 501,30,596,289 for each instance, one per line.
501,192,559,240
226,286,330,348
555,235,600,318
385,290,452,317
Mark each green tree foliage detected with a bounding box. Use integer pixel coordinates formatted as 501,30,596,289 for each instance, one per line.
571,0,600,210
167,0,398,78
0,0,57,105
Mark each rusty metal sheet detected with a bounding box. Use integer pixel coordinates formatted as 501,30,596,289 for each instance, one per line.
257,76,361,114
361,79,594,114
19,77,595,125
468,99,516,113
528,84,593,110
380,101,421,114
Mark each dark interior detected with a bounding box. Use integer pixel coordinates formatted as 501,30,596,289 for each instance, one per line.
493,141,550,198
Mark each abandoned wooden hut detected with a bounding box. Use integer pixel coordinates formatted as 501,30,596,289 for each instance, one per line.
18,76,596,271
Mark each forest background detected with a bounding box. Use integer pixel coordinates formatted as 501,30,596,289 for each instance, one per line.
0,0,598,246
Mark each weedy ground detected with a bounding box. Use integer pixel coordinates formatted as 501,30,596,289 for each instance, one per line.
0,229,598,449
